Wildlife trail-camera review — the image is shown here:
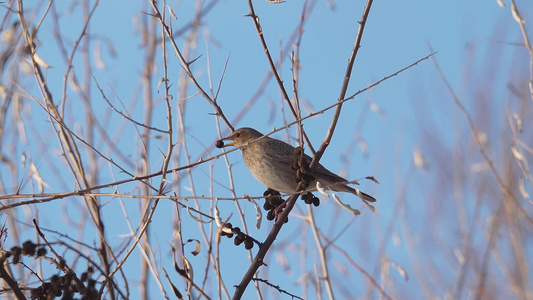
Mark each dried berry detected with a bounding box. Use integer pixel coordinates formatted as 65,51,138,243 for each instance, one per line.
234,237,244,246
37,247,47,256
22,240,37,255
297,156,307,168
289,161,298,171
244,238,254,250
300,164,310,173
215,140,224,148
296,169,303,180
267,210,275,221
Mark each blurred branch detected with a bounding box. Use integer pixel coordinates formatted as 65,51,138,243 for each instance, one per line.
307,205,335,298
310,0,373,171
325,235,393,300
32,219,88,296
0,254,26,299
246,0,316,154
431,51,533,224
148,0,234,132
509,0,533,101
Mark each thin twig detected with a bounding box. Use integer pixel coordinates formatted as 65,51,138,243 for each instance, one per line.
0,254,27,299
509,0,533,101
309,0,373,172
245,0,315,154
148,0,234,132
431,49,533,224
32,219,87,295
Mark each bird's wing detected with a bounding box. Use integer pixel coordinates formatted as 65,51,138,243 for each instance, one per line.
260,139,351,184
314,162,350,183
261,139,298,165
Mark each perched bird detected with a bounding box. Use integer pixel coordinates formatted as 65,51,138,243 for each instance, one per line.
220,127,376,203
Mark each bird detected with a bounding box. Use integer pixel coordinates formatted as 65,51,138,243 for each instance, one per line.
220,127,376,203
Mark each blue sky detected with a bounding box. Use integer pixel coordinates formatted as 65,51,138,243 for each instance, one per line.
1,0,532,299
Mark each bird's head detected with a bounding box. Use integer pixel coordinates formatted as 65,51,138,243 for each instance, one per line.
220,127,263,147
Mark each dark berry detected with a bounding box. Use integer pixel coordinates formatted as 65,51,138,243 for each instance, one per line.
22,240,37,255
267,210,275,221
234,237,244,246
263,202,273,210
37,247,47,256
244,238,253,250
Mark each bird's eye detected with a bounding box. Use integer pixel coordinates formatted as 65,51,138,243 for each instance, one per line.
235,133,241,138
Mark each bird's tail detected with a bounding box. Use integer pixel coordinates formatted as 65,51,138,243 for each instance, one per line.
329,182,376,202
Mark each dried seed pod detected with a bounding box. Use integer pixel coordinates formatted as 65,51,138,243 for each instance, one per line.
22,240,37,255
234,237,244,246
289,161,298,171
244,238,254,250
37,247,47,256
296,169,303,180
263,202,273,210
293,146,303,155
297,156,307,168
12,252,20,264
267,210,275,221
301,178,310,188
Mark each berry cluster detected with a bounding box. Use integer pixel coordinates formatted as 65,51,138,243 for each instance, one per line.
290,148,315,189
30,267,97,300
7,240,47,264
220,223,258,250
301,192,320,207
262,189,288,222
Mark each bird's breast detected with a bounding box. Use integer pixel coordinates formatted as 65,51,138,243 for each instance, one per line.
242,146,298,193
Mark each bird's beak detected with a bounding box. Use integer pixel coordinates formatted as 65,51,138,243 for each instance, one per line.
220,134,235,147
